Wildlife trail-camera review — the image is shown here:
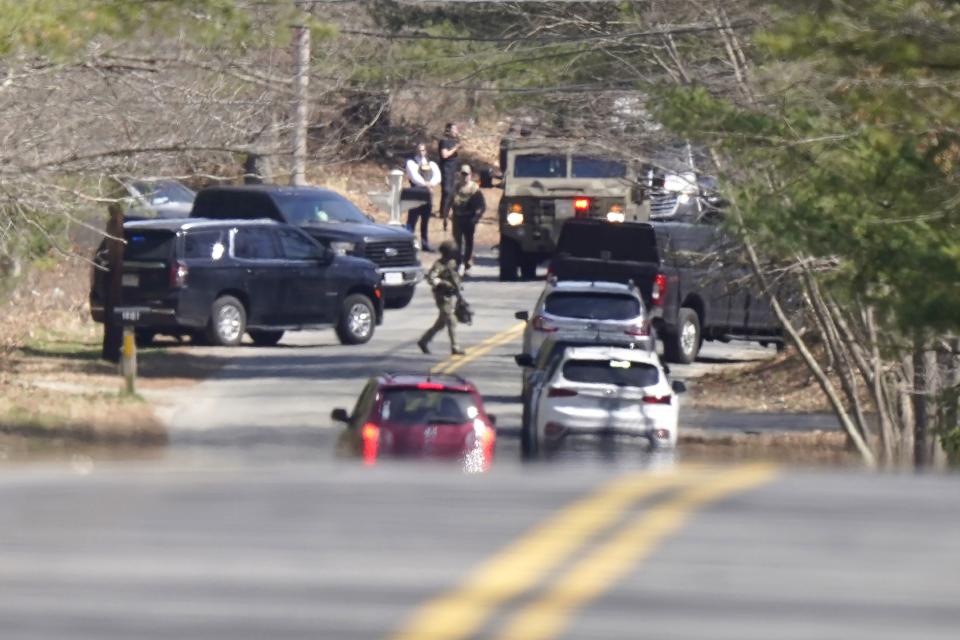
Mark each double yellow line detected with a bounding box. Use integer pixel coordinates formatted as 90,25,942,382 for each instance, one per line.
390,463,778,640
431,322,525,375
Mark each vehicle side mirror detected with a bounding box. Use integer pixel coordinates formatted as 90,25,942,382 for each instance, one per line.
487,414,497,426
671,380,687,394
515,311,529,321
330,408,350,423
514,353,534,367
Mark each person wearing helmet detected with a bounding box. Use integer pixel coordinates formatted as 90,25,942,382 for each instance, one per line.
417,240,465,355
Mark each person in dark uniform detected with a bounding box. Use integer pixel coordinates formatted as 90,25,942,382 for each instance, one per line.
417,240,465,355
451,164,486,275
437,122,461,232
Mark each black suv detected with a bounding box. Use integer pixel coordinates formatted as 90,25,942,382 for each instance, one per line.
190,185,422,308
90,219,383,347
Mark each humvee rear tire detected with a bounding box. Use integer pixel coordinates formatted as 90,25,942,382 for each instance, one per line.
499,237,519,281
520,254,538,280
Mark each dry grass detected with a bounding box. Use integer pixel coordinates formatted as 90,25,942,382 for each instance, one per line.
0,256,224,456
679,428,857,467
688,346,841,413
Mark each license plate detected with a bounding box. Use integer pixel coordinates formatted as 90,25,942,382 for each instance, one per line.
554,199,574,217
383,272,404,285
122,273,139,287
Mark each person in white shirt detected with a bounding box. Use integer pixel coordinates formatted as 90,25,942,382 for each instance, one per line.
405,142,441,251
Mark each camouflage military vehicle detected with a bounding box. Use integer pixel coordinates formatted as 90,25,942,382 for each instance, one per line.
495,137,650,281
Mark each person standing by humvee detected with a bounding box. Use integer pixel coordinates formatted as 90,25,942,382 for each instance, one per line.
451,164,486,275
405,142,441,251
437,123,461,232
417,240,465,355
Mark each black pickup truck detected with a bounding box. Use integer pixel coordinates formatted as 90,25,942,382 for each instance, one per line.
550,218,783,363
190,185,422,308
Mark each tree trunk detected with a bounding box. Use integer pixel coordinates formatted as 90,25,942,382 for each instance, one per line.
291,1,310,186
100,203,124,363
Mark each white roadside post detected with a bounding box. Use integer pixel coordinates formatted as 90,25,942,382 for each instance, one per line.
368,169,422,227
387,169,404,225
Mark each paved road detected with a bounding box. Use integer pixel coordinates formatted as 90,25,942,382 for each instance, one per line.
4,251,955,639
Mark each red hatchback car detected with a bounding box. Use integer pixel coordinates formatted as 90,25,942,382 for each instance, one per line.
332,374,497,471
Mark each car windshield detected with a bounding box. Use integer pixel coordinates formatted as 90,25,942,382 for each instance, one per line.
272,192,369,225
562,359,660,387
131,180,195,205
124,230,175,260
544,292,640,320
571,157,626,178
380,389,478,425
514,154,567,178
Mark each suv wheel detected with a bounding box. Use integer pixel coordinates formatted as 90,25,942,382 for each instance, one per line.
248,330,284,347
664,307,701,364
520,401,539,460
499,237,519,281
336,294,375,345
206,295,247,346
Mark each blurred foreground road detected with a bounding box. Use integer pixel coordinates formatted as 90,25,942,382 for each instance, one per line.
2,251,956,639
1,462,958,639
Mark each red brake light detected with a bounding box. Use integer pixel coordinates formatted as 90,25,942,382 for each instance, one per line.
532,314,558,333
548,387,578,398
651,273,667,307
361,422,379,465
625,322,650,337
642,395,672,405
169,260,188,288
416,382,446,390
573,198,591,214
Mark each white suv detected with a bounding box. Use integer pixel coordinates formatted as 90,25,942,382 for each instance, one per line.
522,344,684,457
515,279,654,363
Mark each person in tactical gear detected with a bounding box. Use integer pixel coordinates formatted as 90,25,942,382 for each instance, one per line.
417,240,465,355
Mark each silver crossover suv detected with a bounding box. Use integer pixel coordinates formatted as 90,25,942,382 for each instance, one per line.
515,278,654,362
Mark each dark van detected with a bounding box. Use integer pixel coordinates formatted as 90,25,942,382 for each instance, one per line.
90,219,383,346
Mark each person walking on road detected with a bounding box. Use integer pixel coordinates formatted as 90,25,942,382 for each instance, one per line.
417,240,465,356
437,123,461,232
405,142,441,251
451,164,485,275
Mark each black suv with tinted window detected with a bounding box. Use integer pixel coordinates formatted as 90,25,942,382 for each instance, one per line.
90,219,383,346
190,185,421,308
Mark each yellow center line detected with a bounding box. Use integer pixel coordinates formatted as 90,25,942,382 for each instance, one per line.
389,466,715,640
492,463,780,640
430,322,525,375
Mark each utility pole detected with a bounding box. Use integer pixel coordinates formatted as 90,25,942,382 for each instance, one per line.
101,202,124,363
291,0,310,186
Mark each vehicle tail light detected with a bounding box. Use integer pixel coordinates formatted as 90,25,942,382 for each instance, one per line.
625,322,650,337
416,382,446,390
361,422,379,465
653,428,671,440
374,287,382,299
642,395,672,405
573,198,591,216
651,273,667,307
548,387,578,398
532,314,558,333
169,260,188,289
544,422,567,436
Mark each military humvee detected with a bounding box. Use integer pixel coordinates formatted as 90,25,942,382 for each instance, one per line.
495,137,650,281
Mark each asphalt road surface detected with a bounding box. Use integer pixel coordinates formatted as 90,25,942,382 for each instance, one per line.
1,251,957,639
